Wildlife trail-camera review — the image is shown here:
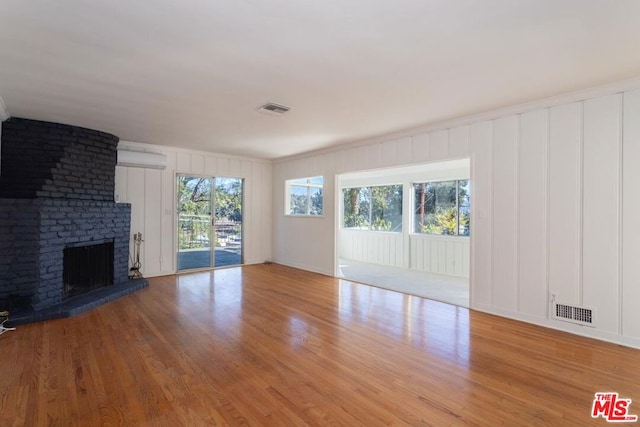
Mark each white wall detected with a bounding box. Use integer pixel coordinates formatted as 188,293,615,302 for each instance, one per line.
272,81,640,348
409,235,470,278
339,230,404,267
115,142,272,277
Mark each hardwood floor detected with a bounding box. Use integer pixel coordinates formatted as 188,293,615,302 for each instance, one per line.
1,263,639,426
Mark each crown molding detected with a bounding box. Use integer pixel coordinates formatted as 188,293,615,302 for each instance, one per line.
0,96,9,122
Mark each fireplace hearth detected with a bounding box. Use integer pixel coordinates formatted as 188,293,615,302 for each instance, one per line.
0,118,147,326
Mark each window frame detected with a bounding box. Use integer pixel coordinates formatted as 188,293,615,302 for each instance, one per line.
285,176,324,217
412,179,470,237
341,184,403,232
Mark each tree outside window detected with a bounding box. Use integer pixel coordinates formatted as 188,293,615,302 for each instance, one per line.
414,179,470,236
286,176,323,215
343,185,402,232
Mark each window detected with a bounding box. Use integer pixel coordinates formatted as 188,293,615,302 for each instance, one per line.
414,179,470,236
285,176,323,215
342,185,402,231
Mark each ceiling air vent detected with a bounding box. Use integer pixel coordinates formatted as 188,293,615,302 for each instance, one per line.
553,303,596,327
258,102,291,116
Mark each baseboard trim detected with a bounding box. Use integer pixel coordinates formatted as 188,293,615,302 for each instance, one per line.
472,303,640,350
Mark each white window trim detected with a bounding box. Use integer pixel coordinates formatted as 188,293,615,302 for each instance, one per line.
412,179,470,236
285,176,324,216
341,184,403,232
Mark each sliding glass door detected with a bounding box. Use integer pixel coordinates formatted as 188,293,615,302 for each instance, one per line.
177,175,243,271
213,177,243,268
177,176,213,270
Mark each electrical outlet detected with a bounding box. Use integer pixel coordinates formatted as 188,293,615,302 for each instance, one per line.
550,292,558,303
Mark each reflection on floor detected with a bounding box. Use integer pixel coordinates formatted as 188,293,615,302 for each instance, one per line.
338,259,469,307
177,248,241,270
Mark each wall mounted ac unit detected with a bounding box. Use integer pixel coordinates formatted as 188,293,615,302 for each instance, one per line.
117,149,167,170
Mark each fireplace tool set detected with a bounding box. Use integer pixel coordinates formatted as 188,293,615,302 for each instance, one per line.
129,232,144,279
0,311,15,336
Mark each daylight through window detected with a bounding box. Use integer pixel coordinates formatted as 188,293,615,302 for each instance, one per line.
285,176,323,215
342,185,403,232
413,180,470,236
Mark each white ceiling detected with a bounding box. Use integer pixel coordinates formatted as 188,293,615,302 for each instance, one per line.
1,1,639,160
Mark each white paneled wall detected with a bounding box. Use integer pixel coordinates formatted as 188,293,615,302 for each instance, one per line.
622,89,640,340
115,144,272,277
339,230,404,267
548,103,581,306
469,121,493,307
517,110,548,318
491,116,518,312
273,81,640,348
582,95,621,334
409,235,469,278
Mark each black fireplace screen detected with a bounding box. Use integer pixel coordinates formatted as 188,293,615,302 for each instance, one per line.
63,241,114,298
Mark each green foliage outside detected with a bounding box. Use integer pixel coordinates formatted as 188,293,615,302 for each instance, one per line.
177,176,243,250
177,177,210,250
343,185,402,231
420,206,469,235
214,178,243,222
290,188,323,215
414,179,470,236
343,187,369,228
372,217,392,231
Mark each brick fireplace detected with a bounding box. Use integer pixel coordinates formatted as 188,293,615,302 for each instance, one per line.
0,118,146,324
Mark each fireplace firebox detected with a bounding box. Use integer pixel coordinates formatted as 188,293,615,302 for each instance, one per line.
63,240,115,298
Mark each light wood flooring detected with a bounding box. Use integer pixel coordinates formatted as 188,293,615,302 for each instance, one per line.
1,263,639,426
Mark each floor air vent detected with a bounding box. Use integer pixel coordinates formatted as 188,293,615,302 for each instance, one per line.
553,303,595,327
